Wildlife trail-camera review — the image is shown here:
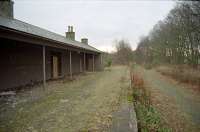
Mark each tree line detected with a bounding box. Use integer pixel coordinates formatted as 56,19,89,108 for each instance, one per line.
103,39,133,67
135,1,200,68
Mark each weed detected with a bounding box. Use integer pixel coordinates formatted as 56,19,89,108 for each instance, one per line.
127,94,133,103
130,71,172,132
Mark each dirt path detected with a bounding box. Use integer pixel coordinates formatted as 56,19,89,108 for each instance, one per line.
134,66,200,131
0,66,130,132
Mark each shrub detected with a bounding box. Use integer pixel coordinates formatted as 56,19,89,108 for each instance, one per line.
105,59,112,67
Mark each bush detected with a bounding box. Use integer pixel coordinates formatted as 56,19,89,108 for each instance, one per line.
106,59,112,67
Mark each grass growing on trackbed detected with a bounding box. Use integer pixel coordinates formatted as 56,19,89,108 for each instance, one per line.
130,66,172,132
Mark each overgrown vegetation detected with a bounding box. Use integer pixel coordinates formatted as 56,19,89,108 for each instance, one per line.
156,65,200,90
0,67,127,131
134,1,200,90
130,65,172,132
102,52,113,67
135,1,200,68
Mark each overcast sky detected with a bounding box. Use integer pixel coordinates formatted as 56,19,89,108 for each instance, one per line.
14,0,175,52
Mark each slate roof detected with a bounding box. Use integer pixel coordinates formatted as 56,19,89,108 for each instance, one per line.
0,16,101,53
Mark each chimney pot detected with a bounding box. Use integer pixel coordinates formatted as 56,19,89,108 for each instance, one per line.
81,38,88,45
66,25,75,41
71,26,73,32
68,26,70,32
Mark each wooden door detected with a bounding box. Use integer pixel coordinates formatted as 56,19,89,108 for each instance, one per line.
52,55,59,78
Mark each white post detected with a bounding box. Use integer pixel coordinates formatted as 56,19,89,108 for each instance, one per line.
69,51,72,79
42,45,46,87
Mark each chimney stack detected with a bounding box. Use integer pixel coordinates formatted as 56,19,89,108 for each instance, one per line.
0,0,14,19
66,26,75,41
81,38,88,45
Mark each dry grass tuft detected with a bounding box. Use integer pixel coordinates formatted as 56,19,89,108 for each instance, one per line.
156,65,200,91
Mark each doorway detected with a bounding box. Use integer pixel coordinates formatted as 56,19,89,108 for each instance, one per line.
51,52,61,79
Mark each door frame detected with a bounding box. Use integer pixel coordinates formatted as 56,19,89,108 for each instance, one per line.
50,52,62,79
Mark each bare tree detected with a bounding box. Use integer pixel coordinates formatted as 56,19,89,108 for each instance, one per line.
135,1,200,68
113,39,133,65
